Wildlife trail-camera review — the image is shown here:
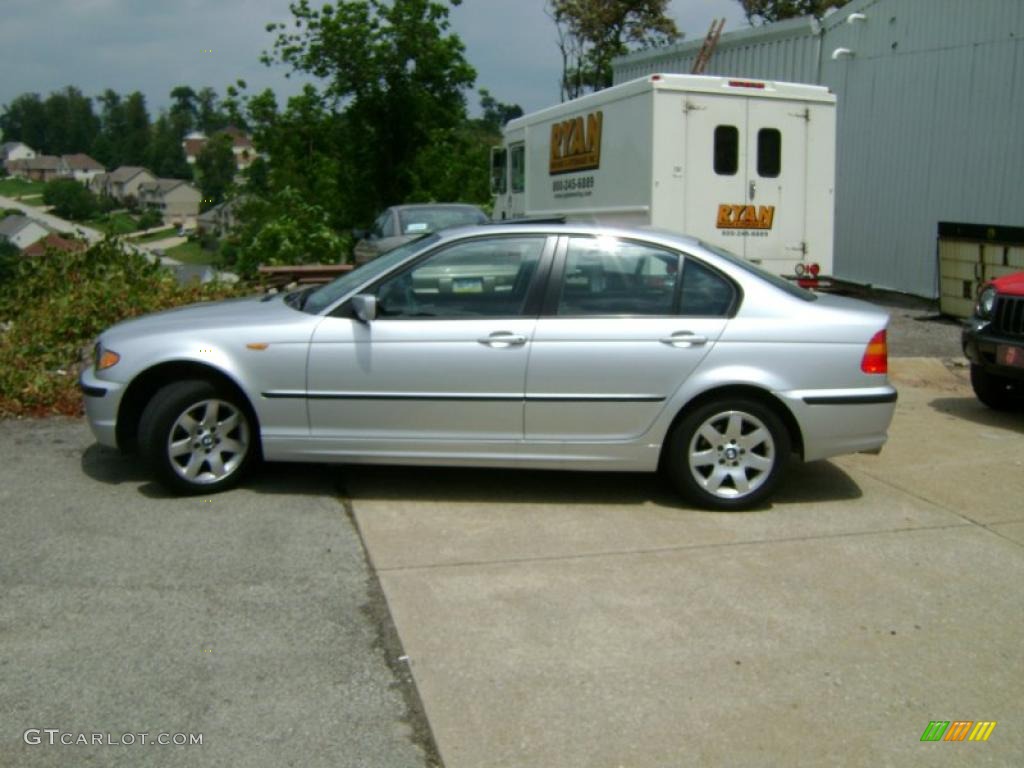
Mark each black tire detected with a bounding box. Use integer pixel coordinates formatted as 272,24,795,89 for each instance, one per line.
970,364,1019,411
665,397,791,511
138,380,254,495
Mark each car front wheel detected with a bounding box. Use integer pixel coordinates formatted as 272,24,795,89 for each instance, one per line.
970,364,1019,411
666,398,790,511
138,380,254,495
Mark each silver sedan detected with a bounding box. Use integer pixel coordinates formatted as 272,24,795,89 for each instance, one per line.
81,223,896,510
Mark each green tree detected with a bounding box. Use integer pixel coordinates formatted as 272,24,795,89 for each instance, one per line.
547,0,679,99
42,178,97,220
195,132,236,208
169,85,198,135
147,114,190,179
479,88,523,132
196,87,227,134
0,93,47,150
41,87,99,154
263,0,477,225
121,92,151,166
738,0,850,24
225,187,348,277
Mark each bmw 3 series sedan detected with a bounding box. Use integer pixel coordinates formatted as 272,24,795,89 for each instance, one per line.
81,223,897,510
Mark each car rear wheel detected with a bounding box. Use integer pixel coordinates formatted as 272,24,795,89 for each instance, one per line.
666,398,790,511
138,380,254,495
970,364,1019,411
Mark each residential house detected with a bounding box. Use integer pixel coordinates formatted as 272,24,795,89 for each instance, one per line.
61,154,105,186
196,196,247,236
103,166,156,202
182,126,258,171
1,141,36,171
0,215,50,250
23,232,87,257
137,178,202,225
7,155,64,182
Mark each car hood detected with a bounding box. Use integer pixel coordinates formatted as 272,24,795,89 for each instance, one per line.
991,271,1024,297
101,294,307,342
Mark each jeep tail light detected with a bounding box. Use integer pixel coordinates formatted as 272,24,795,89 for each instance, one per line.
861,330,888,374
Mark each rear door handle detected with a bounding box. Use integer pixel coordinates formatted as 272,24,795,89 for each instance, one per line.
660,331,708,347
478,331,527,348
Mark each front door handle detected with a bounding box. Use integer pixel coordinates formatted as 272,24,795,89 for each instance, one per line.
660,331,708,347
478,331,527,348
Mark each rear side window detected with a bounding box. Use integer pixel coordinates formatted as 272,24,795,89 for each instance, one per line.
510,144,525,193
757,128,781,178
714,125,739,176
679,258,736,316
557,237,679,316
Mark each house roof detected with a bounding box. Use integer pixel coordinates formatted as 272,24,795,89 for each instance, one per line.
62,153,104,171
107,165,152,183
23,232,87,257
182,138,206,158
14,155,61,171
1,141,32,158
138,178,188,195
0,214,35,237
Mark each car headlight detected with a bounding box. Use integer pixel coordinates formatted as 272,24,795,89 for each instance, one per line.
94,343,121,371
975,285,997,320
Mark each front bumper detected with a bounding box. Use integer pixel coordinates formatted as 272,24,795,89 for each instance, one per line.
79,367,126,448
962,321,1024,381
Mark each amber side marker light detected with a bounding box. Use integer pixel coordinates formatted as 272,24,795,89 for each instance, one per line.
861,330,888,374
97,350,121,370
246,343,269,351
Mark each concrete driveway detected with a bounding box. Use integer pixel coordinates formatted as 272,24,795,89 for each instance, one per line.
348,359,1024,767
1,359,1021,766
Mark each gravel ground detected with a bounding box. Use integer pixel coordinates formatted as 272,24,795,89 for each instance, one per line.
846,290,966,359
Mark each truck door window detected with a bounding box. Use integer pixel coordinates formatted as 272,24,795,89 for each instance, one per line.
714,125,739,176
757,128,781,178
510,144,525,193
490,148,507,194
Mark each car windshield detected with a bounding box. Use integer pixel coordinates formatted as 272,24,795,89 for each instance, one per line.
397,206,487,235
300,234,441,314
699,241,818,302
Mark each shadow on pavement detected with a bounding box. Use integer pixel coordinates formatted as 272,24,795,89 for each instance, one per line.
929,396,1024,432
81,443,864,508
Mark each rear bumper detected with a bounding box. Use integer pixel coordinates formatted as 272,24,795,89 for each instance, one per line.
779,385,898,462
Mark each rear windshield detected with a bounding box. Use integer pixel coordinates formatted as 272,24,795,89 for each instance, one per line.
397,207,487,235
699,241,818,302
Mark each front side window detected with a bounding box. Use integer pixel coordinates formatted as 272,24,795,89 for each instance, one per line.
373,236,545,318
490,147,507,194
557,237,679,316
714,125,739,176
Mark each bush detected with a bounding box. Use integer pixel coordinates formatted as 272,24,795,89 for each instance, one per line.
137,209,163,229
42,179,97,220
0,238,248,416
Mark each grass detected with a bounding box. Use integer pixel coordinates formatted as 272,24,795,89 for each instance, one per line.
129,227,178,243
164,239,220,265
86,212,141,235
0,177,47,198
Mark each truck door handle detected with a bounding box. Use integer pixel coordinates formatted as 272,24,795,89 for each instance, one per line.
749,180,756,200
478,332,527,348
660,332,708,347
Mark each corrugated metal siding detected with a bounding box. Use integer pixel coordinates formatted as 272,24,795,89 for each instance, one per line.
613,0,1024,297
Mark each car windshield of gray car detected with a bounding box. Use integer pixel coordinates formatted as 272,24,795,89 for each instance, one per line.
301,233,442,314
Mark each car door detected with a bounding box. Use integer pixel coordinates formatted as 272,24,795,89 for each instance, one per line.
306,234,553,449
525,235,736,441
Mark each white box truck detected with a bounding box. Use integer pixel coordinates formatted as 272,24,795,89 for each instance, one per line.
491,73,837,281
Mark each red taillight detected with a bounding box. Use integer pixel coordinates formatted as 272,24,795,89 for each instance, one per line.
728,79,766,89
861,330,888,374
808,262,821,277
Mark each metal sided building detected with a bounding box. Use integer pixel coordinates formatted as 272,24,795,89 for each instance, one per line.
614,0,1024,299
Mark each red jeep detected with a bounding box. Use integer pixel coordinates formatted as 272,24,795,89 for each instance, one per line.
962,272,1024,409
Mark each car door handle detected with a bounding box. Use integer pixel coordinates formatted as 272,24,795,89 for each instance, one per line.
660,332,708,347
478,332,527,348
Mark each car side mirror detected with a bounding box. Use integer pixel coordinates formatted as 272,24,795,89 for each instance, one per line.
352,228,368,240
351,294,377,323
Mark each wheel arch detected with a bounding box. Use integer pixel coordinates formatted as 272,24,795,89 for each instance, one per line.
116,361,262,453
658,384,805,469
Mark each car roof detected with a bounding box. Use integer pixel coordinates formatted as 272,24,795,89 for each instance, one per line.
392,203,485,212
437,220,704,250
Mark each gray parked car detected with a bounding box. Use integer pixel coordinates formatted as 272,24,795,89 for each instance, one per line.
352,203,488,264
81,222,897,510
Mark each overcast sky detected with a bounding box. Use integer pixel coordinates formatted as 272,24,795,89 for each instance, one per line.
1,0,747,120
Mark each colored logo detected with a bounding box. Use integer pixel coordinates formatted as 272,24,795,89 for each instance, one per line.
920,721,997,742
716,204,775,230
549,111,602,175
